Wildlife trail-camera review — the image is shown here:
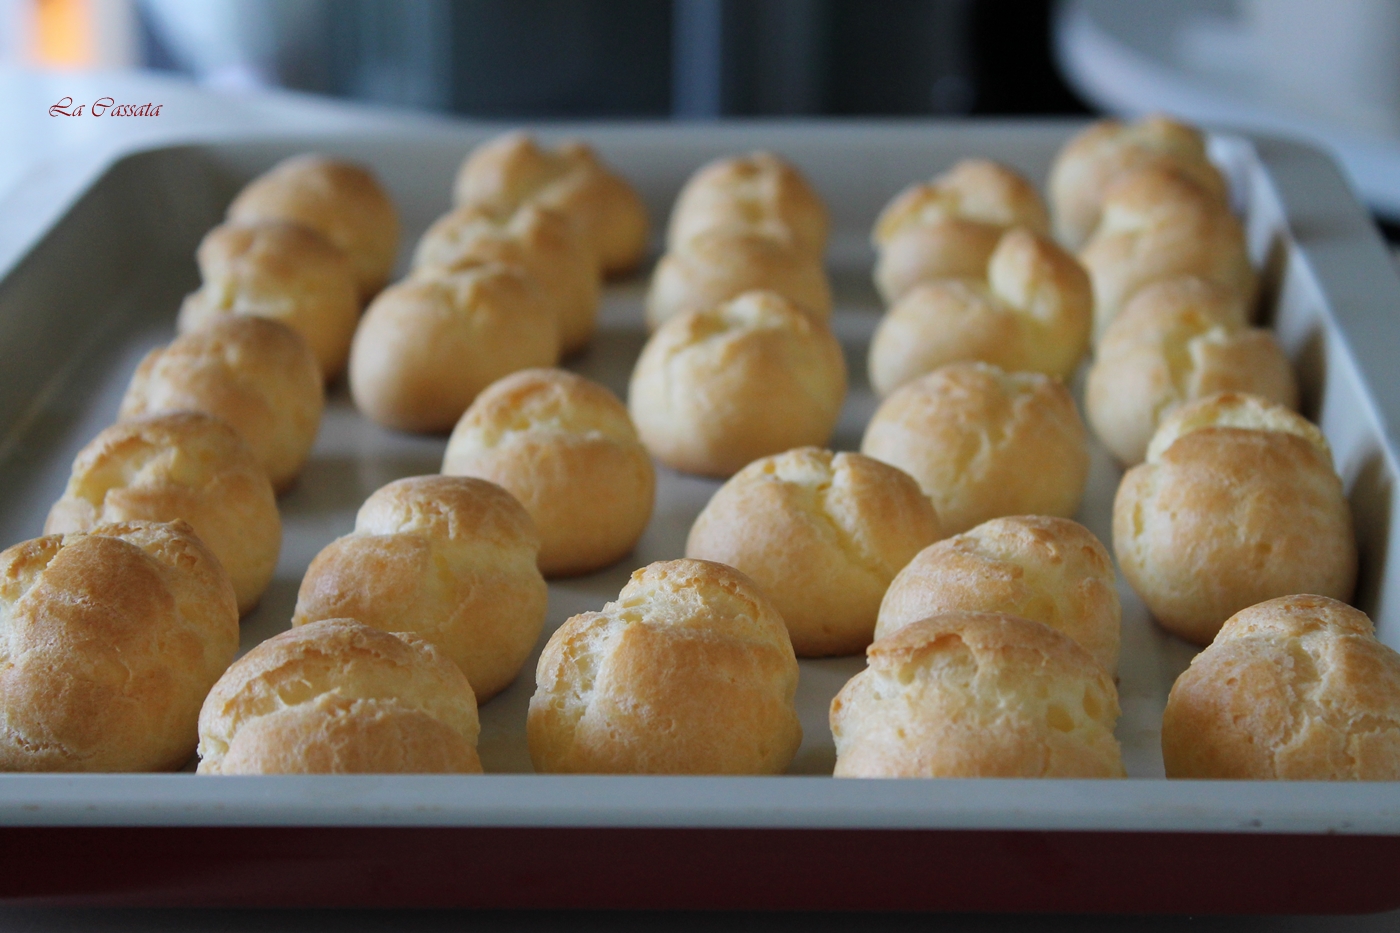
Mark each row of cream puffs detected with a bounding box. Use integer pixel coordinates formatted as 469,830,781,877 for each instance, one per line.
632,153,847,477
350,134,650,434
41,154,403,614
864,117,1288,470
0,155,406,769
181,155,400,381
645,151,832,330
8,506,1394,778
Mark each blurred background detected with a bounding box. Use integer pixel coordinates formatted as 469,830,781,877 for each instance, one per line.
5,0,1400,227
1,0,1087,118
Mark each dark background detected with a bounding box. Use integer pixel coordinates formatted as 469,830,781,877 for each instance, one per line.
141,0,1090,120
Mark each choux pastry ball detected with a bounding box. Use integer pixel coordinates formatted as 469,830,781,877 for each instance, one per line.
349,264,559,433
412,202,599,356
868,227,1092,396
44,412,281,615
198,618,482,775
442,368,655,578
830,611,1124,778
686,447,942,657
872,158,1050,304
1086,276,1297,466
861,362,1089,536
1079,166,1256,340
1050,114,1229,250
293,475,548,702
667,150,829,256
1113,393,1356,645
227,154,400,301
630,290,847,478
1162,595,1400,781
876,515,1120,675
645,228,832,331
528,559,802,775
119,316,324,492
453,132,649,276
177,221,360,381
0,520,238,772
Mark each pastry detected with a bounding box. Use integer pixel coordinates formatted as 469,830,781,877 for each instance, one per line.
686,447,942,657
861,362,1089,536
1049,114,1229,249
1086,276,1297,465
442,368,654,577
0,521,238,772
198,618,482,774
413,203,600,355
876,515,1120,674
1162,595,1400,780
666,150,829,256
293,475,547,701
1113,393,1356,645
44,412,281,615
177,221,359,381
830,611,1124,777
629,290,847,478
1079,166,1255,340
119,316,324,492
453,132,649,275
227,154,400,301
872,158,1050,304
868,227,1092,395
527,558,802,774
348,264,559,433
645,228,832,330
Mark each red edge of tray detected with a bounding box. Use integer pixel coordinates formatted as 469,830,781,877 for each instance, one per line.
0,826,1396,912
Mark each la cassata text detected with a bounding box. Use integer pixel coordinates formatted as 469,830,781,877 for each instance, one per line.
49,97,163,117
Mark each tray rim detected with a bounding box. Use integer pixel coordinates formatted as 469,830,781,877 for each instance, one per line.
1,120,1399,837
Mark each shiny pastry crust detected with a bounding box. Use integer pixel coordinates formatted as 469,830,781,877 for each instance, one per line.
120,316,325,492
1086,276,1297,465
227,154,400,301
412,203,600,355
452,132,649,276
1079,166,1256,340
645,228,833,331
348,264,560,433
666,150,829,256
1113,393,1356,645
872,159,1051,304
1049,114,1229,249
0,520,238,771
629,290,847,478
177,221,360,381
868,227,1092,395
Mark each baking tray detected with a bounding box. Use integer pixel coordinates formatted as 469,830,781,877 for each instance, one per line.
1,120,1399,912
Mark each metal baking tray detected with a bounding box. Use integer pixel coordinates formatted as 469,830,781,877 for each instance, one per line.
1,121,1398,912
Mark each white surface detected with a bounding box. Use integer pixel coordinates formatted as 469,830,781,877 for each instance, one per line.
0,67,443,265
1056,0,1400,218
